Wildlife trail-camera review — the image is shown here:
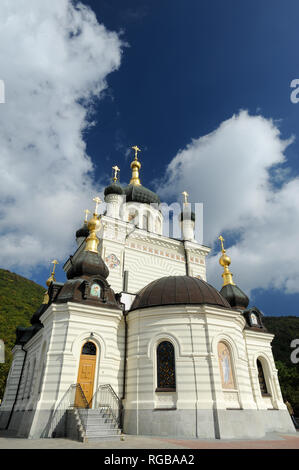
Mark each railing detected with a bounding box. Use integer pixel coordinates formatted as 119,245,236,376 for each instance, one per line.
70,383,89,410
90,384,122,428
42,383,89,438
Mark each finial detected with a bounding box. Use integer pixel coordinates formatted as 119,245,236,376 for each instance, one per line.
132,145,141,161
93,196,102,215
44,259,59,303
218,235,235,286
130,145,142,186
218,235,225,253
182,191,189,205
112,165,120,183
51,259,59,275
85,197,102,253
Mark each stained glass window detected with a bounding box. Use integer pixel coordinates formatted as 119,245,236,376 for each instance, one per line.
157,341,176,390
82,342,97,356
257,359,268,395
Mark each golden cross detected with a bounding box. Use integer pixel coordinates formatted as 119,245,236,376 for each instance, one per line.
112,165,120,182
132,145,141,161
51,259,59,276
93,196,102,215
182,191,189,205
84,209,91,223
218,235,225,253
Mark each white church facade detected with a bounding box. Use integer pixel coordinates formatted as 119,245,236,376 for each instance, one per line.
0,149,295,440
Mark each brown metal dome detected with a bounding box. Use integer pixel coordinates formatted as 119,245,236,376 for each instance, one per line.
130,276,231,311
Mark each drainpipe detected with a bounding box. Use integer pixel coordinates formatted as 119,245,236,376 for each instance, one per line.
188,315,199,438
122,311,128,401
122,224,137,288
6,345,27,430
183,240,190,276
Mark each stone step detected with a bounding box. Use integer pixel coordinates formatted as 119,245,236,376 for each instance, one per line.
85,435,121,442
84,422,120,429
85,432,121,438
78,417,116,426
73,407,121,442
78,410,115,419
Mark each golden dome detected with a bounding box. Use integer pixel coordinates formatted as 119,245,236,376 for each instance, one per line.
219,253,231,267
218,236,235,286
84,197,102,253
130,146,142,186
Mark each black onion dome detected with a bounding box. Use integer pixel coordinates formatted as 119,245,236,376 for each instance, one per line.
104,182,124,197
76,223,89,239
130,276,231,311
220,284,249,310
124,184,160,205
66,250,109,280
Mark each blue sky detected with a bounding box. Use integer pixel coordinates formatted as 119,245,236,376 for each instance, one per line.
1,0,299,316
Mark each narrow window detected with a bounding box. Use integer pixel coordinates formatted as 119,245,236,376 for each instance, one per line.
156,341,176,391
28,358,36,399
22,362,30,400
257,359,269,396
143,213,148,231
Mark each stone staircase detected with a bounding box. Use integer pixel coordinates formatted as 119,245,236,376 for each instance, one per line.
76,408,121,442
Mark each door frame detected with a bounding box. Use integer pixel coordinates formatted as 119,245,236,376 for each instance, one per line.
76,339,100,408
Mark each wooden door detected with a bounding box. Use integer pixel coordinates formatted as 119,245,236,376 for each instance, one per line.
75,341,97,408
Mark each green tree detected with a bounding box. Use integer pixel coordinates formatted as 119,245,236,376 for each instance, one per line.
0,269,44,399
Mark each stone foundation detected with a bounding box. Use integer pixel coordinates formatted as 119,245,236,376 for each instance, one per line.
124,408,296,439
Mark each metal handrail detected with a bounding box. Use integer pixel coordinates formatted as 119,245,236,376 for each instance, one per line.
42,383,89,437
71,383,89,409
90,384,122,427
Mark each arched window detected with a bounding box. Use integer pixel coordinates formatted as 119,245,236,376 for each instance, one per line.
257,359,269,396
82,341,97,356
28,358,36,399
38,343,47,395
155,217,162,234
22,362,30,400
218,342,236,389
156,341,176,391
143,213,149,231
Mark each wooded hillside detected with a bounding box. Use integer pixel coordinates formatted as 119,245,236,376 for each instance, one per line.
0,269,45,398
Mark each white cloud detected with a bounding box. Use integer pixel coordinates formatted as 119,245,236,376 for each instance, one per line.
0,0,122,272
157,111,299,295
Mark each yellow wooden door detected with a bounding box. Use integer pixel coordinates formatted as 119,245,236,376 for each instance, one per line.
75,342,97,408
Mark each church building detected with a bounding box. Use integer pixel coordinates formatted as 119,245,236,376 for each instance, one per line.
0,147,295,441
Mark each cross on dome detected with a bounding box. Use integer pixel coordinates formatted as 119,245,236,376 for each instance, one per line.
132,145,141,160
182,191,189,205
93,196,102,215
112,165,120,182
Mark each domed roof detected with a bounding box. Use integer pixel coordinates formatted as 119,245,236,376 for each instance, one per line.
130,276,231,311
220,284,249,310
104,182,124,197
124,184,160,205
66,250,109,280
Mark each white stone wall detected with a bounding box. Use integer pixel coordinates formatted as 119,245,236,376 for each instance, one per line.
98,216,209,294
35,302,124,411
124,304,286,436
244,330,286,411
0,346,25,417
